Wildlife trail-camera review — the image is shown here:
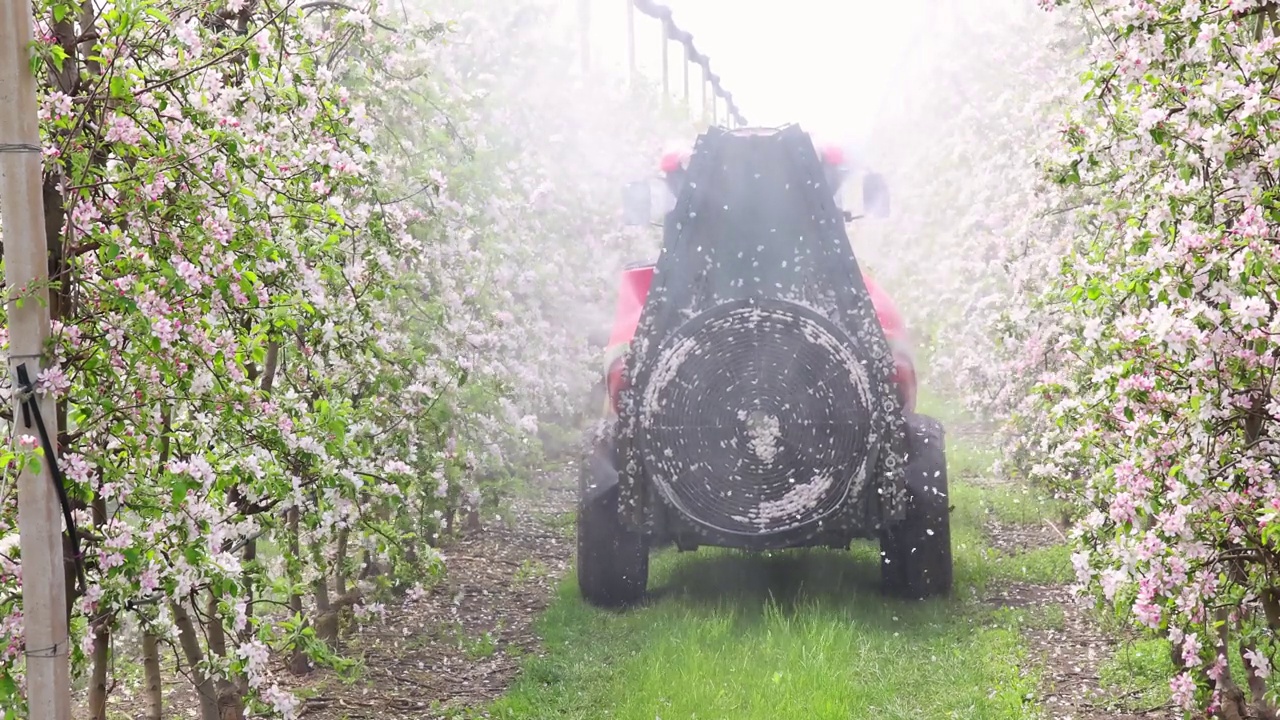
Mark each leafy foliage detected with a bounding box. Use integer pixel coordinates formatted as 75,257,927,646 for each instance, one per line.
0,0,693,716
1029,1,1280,715
860,0,1280,716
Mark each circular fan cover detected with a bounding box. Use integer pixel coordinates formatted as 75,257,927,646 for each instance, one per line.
636,298,878,537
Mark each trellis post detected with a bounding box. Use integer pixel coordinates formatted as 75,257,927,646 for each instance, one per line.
0,2,73,718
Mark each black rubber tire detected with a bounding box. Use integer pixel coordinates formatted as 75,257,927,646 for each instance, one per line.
576,437,649,608
880,413,953,600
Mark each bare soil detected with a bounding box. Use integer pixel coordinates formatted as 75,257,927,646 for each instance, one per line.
291,466,578,719
981,507,1170,719
986,581,1171,720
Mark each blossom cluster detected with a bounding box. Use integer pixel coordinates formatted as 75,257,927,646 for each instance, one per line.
860,0,1280,714
0,0,693,717
1028,1,1280,713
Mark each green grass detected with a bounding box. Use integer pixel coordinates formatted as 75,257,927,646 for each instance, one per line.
1098,636,1174,712
461,390,1069,720
481,547,1042,720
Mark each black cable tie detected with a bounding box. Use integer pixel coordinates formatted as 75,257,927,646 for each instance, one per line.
13,363,87,598
23,638,69,658
0,143,41,154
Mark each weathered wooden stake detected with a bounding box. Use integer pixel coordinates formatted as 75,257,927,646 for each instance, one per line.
0,1,72,718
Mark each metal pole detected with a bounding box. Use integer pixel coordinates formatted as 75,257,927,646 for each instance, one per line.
626,0,636,87
0,0,71,718
660,22,669,105
578,0,591,74
701,67,708,123
682,45,690,109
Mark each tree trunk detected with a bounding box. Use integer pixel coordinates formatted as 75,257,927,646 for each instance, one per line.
86,615,110,720
1240,632,1278,720
242,536,258,621
286,507,311,675
205,592,243,720
311,536,336,643
172,599,220,720
238,343,277,627
141,630,163,720
465,505,482,532
1212,608,1248,720
144,417,172,720
335,528,349,597
87,497,110,720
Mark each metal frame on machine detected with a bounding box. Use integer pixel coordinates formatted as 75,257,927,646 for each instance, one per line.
579,0,749,129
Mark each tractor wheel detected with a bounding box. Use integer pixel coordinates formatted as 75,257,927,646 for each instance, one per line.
880,413,953,600
576,436,649,608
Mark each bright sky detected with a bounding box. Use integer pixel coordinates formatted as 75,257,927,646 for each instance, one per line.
584,0,934,145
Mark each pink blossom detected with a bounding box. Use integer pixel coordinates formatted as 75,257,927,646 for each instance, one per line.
1180,632,1202,667
1243,647,1271,679
1170,672,1196,709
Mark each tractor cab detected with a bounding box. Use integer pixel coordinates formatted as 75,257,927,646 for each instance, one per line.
622,140,890,227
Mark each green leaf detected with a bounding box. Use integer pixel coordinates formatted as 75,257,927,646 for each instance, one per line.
110,75,130,100
48,45,69,73
172,478,190,507
329,418,348,442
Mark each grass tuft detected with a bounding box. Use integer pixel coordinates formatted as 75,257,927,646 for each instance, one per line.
1097,636,1175,712
484,546,1042,720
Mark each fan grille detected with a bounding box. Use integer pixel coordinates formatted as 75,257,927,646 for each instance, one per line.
636,298,877,537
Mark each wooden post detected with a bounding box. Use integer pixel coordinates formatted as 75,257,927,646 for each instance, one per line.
0,2,72,719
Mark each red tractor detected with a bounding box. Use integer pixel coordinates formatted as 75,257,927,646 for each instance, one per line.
580,125,951,608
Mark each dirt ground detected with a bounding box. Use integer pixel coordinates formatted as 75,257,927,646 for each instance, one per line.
983,510,1171,720
289,466,579,719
